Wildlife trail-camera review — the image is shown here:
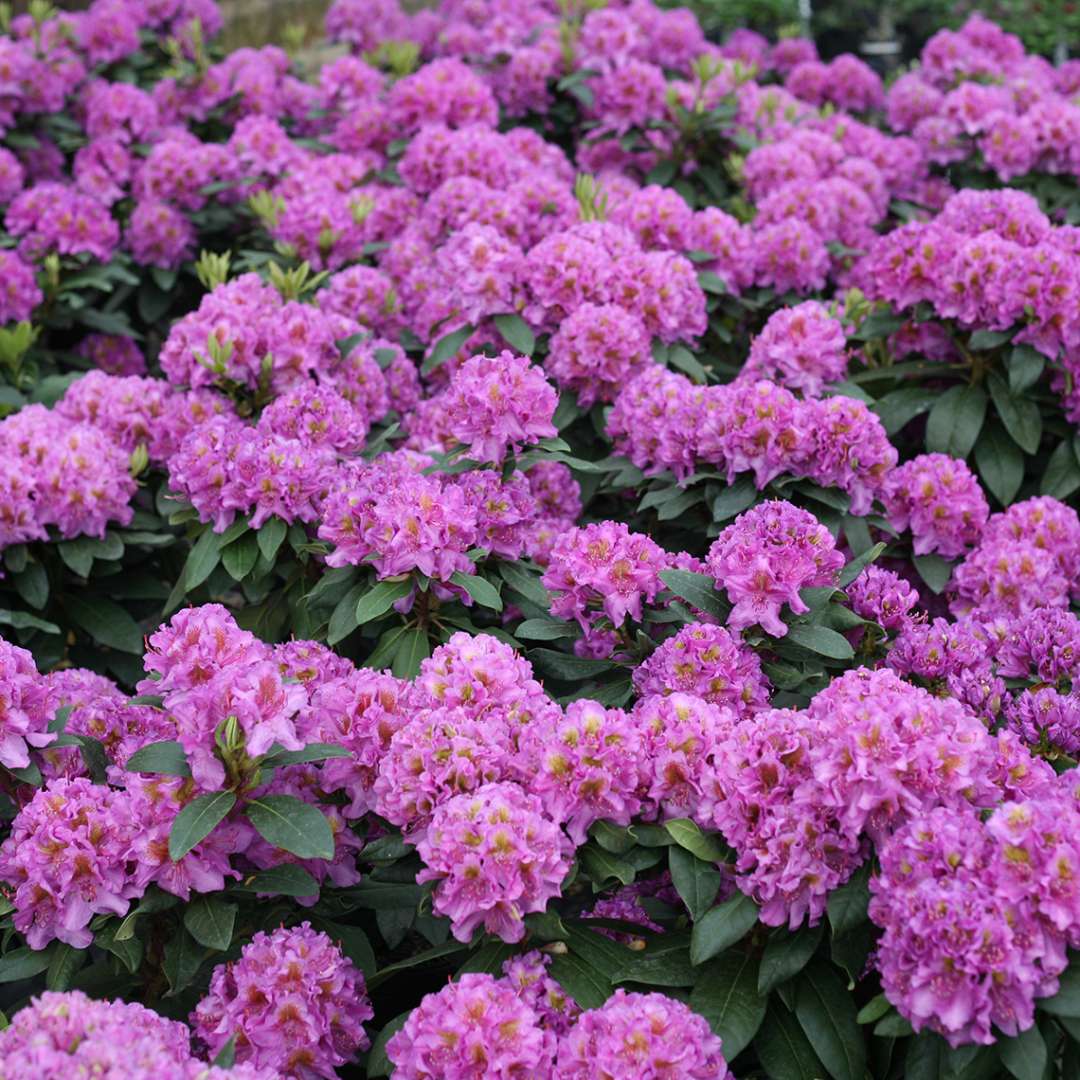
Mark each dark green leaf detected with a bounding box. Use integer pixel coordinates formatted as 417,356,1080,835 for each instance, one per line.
988,372,1042,455
184,526,227,590
925,384,987,459
690,892,758,965
169,791,237,861
831,920,877,985
548,951,613,1010
698,270,727,294
236,864,319,897
841,514,874,557
656,488,705,522
367,941,468,989
493,313,536,356
222,531,259,580
0,945,54,983
665,818,728,863
856,994,891,1024
975,421,1024,506
365,625,407,670
669,847,723,922
852,310,905,341
712,475,758,522
126,740,191,777
659,569,729,620
0,609,60,634
260,743,351,768
691,950,767,1059
450,571,503,612
421,323,474,376
1008,345,1045,394
361,832,411,863
873,386,940,436
337,880,424,910
905,1034,998,1080
873,1011,914,1037
581,845,636,889
784,624,854,660
46,943,85,991
1042,440,1080,501
77,736,108,785
356,577,414,626
793,961,866,1080
13,561,48,609
590,821,636,855
498,561,550,608
184,895,237,951
668,345,709,384
57,537,95,577
245,795,335,860
391,627,430,679
759,922,824,995
162,928,205,995
317,921,376,977
827,863,871,938
838,542,886,588
257,518,288,563
515,618,576,641
913,553,954,595
756,1002,827,1080
611,933,696,987
968,328,1012,351
65,596,143,654
459,942,518,976
529,649,615,681
327,583,365,646
95,922,143,973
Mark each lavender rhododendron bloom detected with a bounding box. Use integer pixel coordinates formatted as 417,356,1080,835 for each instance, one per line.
0,0,1079,1067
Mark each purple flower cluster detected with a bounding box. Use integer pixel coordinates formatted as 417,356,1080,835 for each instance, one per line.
883,453,990,559
871,789,1080,1046
0,403,136,550
608,369,897,507
949,496,1080,618
387,973,728,1080
696,667,1050,928
0,990,273,1079
318,450,563,583
191,922,372,1076
739,301,849,397
706,500,845,637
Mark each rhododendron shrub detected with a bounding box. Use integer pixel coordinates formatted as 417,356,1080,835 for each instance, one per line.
1,1,1080,1078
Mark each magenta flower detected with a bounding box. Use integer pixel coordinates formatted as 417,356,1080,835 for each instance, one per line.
192,923,372,1076
707,500,845,637
387,973,557,1079
415,781,572,943
555,990,728,1079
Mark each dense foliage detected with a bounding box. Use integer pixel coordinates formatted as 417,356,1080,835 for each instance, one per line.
3,1,1080,1077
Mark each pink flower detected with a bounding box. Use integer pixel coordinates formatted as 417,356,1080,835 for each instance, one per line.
442,351,557,464
555,990,728,1079
415,782,572,943
706,500,844,638
387,973,557,1079
192,923,372,1076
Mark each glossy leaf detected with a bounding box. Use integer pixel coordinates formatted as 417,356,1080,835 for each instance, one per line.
690,892,758,965
245,795,335,860
691,950,767,1060
169,791,237,861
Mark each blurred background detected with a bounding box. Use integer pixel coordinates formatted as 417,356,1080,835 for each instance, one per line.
11,0,1080,60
